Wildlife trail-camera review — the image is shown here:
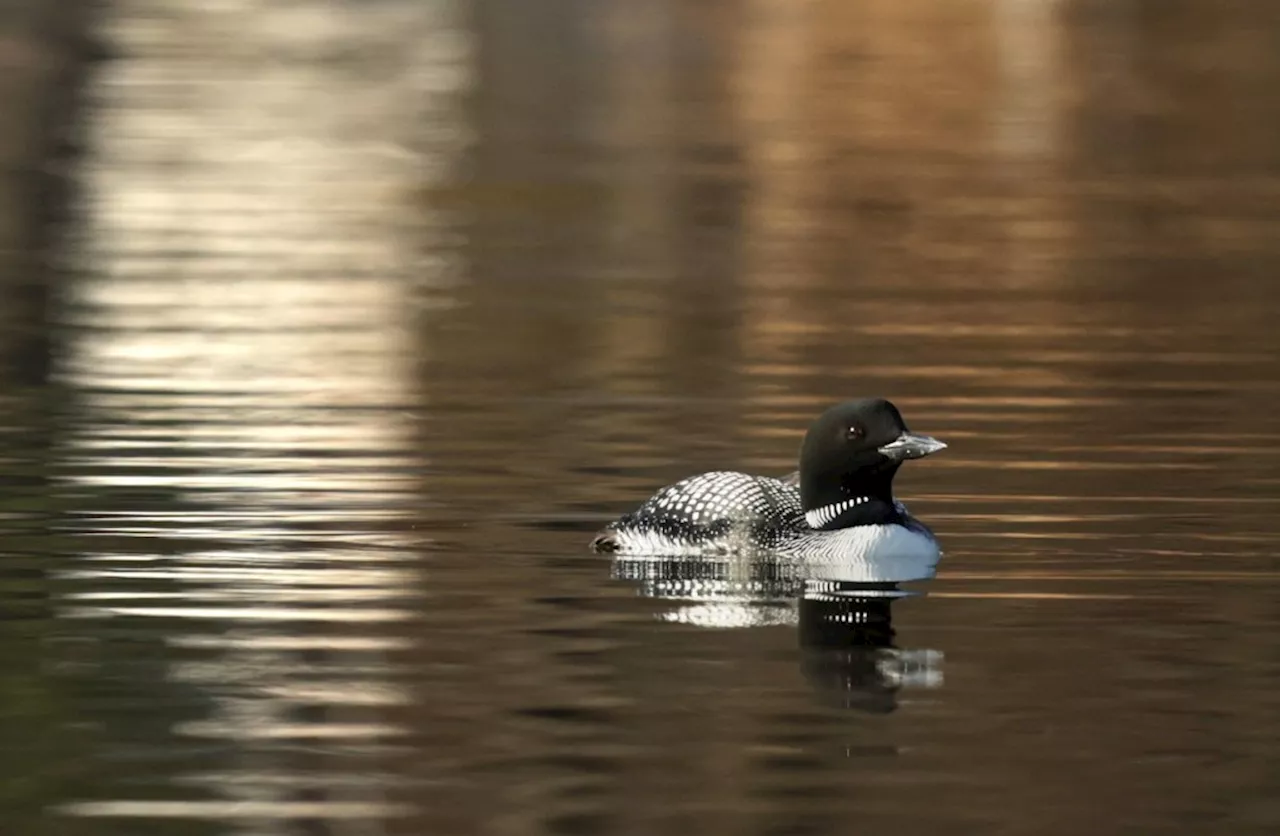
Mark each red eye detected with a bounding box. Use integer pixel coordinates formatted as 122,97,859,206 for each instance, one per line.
846,425,864,441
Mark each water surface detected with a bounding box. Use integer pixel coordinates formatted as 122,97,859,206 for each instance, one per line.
1,1,1278,834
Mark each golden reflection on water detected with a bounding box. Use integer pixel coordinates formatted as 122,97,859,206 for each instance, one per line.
62,801,418,821
58,263,427,830
52,0,472,830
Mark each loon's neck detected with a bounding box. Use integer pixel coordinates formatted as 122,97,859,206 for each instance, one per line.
800,467,900,531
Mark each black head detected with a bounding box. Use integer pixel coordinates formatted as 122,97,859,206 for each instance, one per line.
798,398,945,523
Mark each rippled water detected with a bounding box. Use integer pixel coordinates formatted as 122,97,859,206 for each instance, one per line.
2,1,1279,834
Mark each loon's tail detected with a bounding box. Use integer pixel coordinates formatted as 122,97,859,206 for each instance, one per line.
589,527,621,553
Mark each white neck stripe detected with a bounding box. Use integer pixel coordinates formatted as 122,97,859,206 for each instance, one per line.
804,496,872,529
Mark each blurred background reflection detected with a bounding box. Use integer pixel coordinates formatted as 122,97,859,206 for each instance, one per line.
0,1,1278,834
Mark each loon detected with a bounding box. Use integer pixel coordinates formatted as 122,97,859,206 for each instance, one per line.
590,398,946,577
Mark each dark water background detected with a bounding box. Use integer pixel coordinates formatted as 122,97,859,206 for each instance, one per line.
1,2,1279,834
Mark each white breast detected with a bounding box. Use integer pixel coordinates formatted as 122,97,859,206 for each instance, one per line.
783,524,940,583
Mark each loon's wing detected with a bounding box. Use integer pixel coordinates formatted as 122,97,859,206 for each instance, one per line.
591,472,801,555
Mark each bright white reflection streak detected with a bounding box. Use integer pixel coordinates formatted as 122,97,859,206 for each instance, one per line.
58,1,472,832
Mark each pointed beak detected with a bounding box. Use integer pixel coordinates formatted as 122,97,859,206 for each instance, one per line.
878,432,946,462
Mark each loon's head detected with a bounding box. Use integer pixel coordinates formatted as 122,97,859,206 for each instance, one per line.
798,398,945,528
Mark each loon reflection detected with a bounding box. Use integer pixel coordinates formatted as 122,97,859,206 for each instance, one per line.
611,555,942,712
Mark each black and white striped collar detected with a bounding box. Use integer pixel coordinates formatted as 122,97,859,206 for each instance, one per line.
804,495,873,529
